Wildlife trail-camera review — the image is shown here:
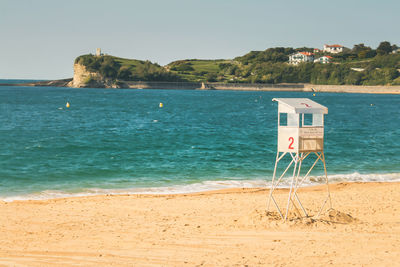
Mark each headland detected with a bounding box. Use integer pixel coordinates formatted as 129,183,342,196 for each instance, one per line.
4,42,400,94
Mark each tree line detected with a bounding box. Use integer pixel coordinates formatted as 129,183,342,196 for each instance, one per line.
75,41,400,85
218,41,400,85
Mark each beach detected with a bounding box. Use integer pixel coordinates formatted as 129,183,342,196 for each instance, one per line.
0,181,399,266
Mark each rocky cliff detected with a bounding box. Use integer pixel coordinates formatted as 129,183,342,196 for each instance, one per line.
68,63,121,88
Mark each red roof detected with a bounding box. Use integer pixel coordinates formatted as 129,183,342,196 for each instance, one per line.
299,52,314,56
325,56,333,59
325,44,343,48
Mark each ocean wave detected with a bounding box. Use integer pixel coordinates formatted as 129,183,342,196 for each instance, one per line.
2,172,400,202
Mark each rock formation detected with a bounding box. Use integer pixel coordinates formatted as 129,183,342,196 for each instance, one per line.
68,63,121,88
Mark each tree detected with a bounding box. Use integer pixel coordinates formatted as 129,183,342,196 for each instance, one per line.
352,43,368,53
205,73,217,82
350,43,375,59
170,62,194,72
234,47,295,64
377,41,392,55
117,66,132,80
98,57,120,78
344,71,363,85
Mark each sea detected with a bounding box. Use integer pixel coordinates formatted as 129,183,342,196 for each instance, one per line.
1,80,400,201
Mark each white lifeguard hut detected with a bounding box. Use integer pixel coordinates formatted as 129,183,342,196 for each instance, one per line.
267,98,332,220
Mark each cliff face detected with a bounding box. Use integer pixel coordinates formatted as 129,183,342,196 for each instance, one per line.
68,63,121,88
68,63,97,88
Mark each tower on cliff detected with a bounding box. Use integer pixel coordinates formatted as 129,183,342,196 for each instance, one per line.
96,48,102,57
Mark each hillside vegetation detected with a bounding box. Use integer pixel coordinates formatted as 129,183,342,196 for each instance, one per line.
74,55,182,82
166,59,234,82
75,41,400,85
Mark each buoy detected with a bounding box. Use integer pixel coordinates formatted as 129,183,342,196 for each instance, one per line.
66,102,70,108
159,102,163,108
370,104,374,106
313,93,316,96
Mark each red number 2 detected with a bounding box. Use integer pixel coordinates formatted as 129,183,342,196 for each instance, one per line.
288,137,294,149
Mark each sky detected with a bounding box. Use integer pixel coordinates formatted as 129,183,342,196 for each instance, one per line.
1,0,399,79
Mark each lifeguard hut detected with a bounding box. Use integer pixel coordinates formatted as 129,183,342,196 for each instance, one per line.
267,98,331,220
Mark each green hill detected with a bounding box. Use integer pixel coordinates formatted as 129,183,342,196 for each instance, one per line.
74,41,400,86
74,54,182,82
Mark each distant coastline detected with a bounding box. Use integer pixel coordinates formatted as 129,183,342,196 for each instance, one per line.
3,41,399,93
2,79,400,94
0,78,71,87
74,43,400,87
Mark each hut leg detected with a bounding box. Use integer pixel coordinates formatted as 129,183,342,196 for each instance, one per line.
285,153,299,221
293,153,308,217
317,152,332,217
267,151,280,212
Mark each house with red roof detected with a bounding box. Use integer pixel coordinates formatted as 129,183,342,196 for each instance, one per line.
288,52,315,65
314,55,333,64
323,44,344,54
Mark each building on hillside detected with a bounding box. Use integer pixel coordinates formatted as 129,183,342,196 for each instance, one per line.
96,48,103,56
314,55,333,64
288,52,314,65
323,44,344,54
392,48,400,54
351,68,365,72
313,48,321,53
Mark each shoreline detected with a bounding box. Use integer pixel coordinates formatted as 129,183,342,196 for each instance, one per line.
0,180,396,203
2,171,400,202
2,79,400,94
1,181,399,266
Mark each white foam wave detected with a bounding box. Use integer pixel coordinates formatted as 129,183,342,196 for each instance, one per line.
310,172,400,183
2,172,400,202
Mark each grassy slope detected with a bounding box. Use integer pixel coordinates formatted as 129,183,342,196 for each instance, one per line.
104,56,233,81
113,57,165,74
113,57,156,69
166,59,233,82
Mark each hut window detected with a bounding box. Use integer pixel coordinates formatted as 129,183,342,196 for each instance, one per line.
313,114,323,126
303,113,313,126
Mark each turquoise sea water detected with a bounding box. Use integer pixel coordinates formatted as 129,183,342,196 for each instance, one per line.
1,85,400,200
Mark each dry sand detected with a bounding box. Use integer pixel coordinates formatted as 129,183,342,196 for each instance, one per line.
0,182,399,266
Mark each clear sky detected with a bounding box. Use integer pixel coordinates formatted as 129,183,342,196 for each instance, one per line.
1,0,399,79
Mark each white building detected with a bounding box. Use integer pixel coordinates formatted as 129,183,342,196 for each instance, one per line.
96,48,103,56
323,44,344,54
314,56,333,64
392,48,400,54
289,52,314,65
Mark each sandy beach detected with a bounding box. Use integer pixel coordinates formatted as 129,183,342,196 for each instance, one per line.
0,182,399,266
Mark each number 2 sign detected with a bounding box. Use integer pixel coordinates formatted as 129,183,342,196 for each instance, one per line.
288,137,294,149
277,128,298,152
